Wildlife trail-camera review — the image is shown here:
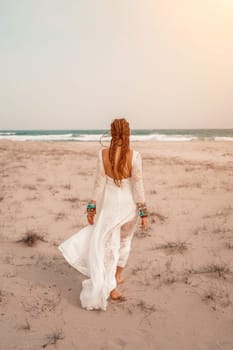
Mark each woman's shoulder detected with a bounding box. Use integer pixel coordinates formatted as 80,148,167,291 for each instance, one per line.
101,148,109,160
131,148,140,158
98,148,106,156
101,148,108,154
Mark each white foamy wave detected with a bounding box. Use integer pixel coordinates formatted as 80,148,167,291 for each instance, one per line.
76,134,109,141
0,133,73,141
0,132,16,135
130,134,198,142
214,137,233,141
130,134,157,141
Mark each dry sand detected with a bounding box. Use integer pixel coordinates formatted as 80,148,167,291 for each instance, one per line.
0,139,233,350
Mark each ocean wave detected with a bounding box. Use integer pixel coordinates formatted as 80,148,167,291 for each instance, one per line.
0,132,233,142
0,133,197,142
76,134,107,141
214,137,233,141
130,134,198,142
74,133,199,142
0,132,16,135
0,133,73,141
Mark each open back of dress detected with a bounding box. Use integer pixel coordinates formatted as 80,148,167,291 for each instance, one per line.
102,148,133,180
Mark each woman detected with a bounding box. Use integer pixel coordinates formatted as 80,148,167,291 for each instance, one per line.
58,118,148,311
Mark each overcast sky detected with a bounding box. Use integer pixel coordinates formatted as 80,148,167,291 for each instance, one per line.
0,0,233,130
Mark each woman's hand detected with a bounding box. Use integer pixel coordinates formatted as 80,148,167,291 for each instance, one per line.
87,212,95,225
141,216,149,229
86,200,96,225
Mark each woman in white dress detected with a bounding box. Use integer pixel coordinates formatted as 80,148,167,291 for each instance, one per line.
58,118,148,311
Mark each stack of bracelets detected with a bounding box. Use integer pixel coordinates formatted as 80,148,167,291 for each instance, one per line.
86,201,96,216
87,201,148,218
137,202,148,218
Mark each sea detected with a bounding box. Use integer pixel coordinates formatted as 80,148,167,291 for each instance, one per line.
0,129,233,142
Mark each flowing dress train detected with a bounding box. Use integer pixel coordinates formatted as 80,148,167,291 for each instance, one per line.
58,148,146,311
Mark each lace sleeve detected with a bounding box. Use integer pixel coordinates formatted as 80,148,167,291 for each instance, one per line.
131,151,146,205
90,149,106,202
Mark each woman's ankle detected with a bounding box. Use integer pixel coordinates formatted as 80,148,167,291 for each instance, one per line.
116,267,125,284
116,265,124,275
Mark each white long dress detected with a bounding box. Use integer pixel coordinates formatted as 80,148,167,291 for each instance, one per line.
58,148,146,311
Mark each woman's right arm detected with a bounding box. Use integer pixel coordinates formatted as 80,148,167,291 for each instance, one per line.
87,149,106,224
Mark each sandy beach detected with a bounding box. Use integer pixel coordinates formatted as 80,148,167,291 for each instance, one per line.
0,139,233,350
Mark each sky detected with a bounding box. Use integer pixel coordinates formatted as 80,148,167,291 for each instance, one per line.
0,0,233,130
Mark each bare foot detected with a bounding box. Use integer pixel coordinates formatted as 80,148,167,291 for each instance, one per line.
110,288,122,300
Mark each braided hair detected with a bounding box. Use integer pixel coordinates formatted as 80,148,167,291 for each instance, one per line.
109,118,130,187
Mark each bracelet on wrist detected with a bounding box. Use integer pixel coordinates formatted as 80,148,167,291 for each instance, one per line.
138,210,148,218
137,202,148,218
86,201,96,215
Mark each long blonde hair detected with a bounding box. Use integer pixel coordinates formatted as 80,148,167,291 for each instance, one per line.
109,118,130,187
